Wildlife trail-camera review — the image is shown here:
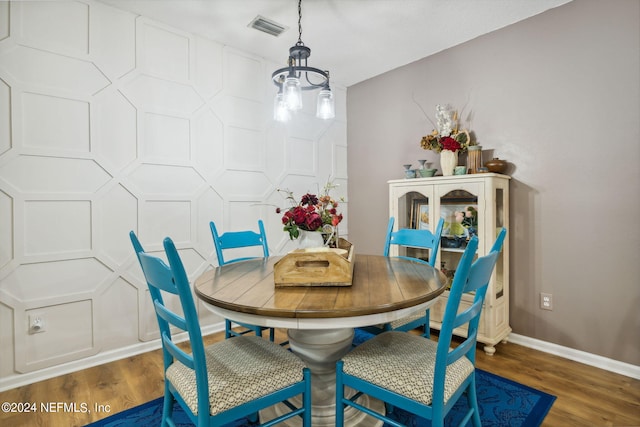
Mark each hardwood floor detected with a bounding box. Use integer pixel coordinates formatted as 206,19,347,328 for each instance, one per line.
1,329,638,427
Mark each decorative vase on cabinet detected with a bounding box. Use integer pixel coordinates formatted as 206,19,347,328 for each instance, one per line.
388,173,510,355
440,150,458,176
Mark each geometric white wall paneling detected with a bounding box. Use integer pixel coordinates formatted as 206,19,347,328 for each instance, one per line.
23,200,91,257
334,144,348,179
263,124,288,183
0,1,348,389
141,200,191,245
194,36,223,99
317,145,333,183
0,156,111,193
192,107,224,182
96,183,138,265
329,177,349,206
1,46,109,95
90,1,136,80
0,302,14,378
211,170,272,200
0,78,9,155
332,84,347,121
227,200,267,232
210,94,267,130
224,125,265,171
127,164,206,196
92,88,137,173
283,111,330,141
122,74,204,115
17,300,96,372
0,2,8,42
0,190,12,269
286,136,317,177
333,144,348,182
143,112,190,162
195,187,224,256
97,276,139,351
263,188,291,249
0,258,112,302
14,1,89,57
176,247,208,279
138,19,190,83
323,122,349,178
224,48,264,103
22,92,90,154
315,136,332,180
276,175,327,202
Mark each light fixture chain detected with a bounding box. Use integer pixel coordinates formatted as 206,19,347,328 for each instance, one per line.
272,0,335,121
297,0,303,44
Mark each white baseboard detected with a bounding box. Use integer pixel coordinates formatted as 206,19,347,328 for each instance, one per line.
508,333,640,380
0,323,225,393
2,327,637,392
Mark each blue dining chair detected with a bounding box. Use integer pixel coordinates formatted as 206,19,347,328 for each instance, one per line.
362,216,444,338
130,231,311,427
336,228,507,427
210,219,275,342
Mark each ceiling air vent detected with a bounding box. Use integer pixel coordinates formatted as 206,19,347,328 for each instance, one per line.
248,15,288,37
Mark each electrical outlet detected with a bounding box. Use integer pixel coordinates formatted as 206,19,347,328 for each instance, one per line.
540,293,553,311
28,314,46,334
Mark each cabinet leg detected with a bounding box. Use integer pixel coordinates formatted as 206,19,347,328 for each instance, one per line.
483,345,496,356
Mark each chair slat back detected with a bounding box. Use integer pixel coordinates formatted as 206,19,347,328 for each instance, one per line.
433,228,507,402
130,232,209,416
210,220,269,265
383,217,444,267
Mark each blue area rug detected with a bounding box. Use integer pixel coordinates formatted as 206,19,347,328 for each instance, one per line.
87,330,555,427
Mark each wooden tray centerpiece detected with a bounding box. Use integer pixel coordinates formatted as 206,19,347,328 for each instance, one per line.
274,238,354,287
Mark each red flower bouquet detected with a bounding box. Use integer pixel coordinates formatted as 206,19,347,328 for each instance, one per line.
277,183,343,240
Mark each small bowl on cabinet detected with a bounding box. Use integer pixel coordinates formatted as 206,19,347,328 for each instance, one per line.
419,168,437,177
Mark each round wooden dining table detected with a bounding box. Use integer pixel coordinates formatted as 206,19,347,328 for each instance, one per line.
194,254,446,427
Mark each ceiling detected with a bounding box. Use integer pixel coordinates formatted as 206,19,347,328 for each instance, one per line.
98,0,572,87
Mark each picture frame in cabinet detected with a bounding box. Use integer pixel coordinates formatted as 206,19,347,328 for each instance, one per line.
410,198,430,230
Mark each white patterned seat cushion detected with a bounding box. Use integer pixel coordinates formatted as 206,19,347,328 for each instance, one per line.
389,312,426,329
368,312,426,331
166,335,306,416
342,331,473,405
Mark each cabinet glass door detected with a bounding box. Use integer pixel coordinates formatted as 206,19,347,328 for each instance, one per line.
439,189,478,288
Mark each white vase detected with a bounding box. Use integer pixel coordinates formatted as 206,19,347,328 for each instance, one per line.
440,150,458,176
298,229,325,249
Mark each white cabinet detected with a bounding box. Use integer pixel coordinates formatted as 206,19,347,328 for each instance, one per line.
388,173,510,355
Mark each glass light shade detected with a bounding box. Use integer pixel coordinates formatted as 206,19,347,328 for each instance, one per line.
283,77,303,110
316,88,335,119
273,93,291,122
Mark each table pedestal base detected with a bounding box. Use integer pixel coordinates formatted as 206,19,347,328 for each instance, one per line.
260,328,383,426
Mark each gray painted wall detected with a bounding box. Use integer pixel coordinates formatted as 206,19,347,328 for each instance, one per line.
347,0,639,365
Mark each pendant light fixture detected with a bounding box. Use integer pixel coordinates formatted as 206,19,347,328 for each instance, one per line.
272,0,335,121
